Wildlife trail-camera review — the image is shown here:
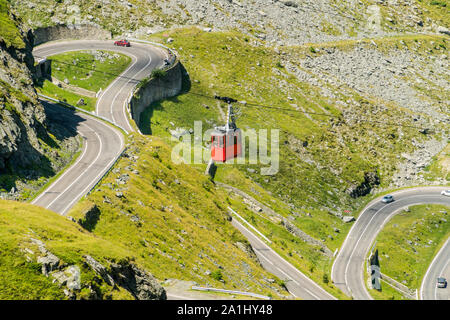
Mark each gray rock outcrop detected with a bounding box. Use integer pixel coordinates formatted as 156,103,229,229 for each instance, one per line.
110,261,167,300
83,255,115,286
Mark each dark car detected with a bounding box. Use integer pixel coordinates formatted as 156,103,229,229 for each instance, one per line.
114,40,131,47
381,195,394,203
437,277,447,288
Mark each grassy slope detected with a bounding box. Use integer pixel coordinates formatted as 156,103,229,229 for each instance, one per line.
48,50,132,92
371,204,450,299
134,28,448,296
37,50,132,112
68,134,288,298
0,0,24,48
423,144,450,182
37,80,96,112
0,200,136,299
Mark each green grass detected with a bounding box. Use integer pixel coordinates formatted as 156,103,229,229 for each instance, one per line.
132,28,449,299
37,79,96,112
368,283,411,300
139,28,442,247
417,0,449,27
423,143,450,182
67,134,289,298
371,204,450,297
0,0,24,48
48,50,131,92
0,200,136,299
227,195,349,299
27,136,84,203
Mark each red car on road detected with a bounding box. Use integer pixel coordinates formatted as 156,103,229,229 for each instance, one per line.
114,40,131,47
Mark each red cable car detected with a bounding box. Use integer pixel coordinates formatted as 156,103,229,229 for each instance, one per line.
211,99,242,162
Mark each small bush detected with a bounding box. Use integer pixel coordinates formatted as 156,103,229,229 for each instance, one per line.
323,273,329,284
210,269,223,281
151,69,167,79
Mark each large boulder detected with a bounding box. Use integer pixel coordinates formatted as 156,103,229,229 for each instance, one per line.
110,261,166,300
83,255,114,286
346,171,380,198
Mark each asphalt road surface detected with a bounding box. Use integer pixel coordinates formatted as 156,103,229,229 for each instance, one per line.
231,216,336,300
332,187,450,300
31,40,167,214
31,40,450,301
421,237,450,300
33,40,167,133
31,101,124,215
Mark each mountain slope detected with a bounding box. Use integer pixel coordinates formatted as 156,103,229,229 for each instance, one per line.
0,0,80,200
11,0,450,45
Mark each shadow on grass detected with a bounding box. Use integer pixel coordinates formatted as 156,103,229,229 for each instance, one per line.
138,63,191,135
0,101,85,193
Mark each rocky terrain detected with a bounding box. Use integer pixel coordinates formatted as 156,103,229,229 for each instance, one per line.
11,0,450,46
10,1,448,192
281,37,449,188
0,2,79,199
1,0,448,301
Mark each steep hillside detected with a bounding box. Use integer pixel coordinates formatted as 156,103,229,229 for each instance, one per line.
11,0,450,45
0,199,165,299
141,29,448,242
0,0,79,200
0,132,290,299
67,134,289,299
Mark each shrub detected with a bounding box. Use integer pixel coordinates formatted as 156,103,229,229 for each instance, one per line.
151,69,167,79
323,273,329,284
210,269,223,281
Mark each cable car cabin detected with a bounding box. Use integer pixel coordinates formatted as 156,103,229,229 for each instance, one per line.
211,128,242,162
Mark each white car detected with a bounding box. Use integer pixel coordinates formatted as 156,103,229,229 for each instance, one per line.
381,195,394,203
441,190,450,197
437,277,447,288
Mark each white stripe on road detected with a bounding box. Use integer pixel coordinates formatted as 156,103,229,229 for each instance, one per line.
232,214,336,300
44,123,103,211
31,130,88,205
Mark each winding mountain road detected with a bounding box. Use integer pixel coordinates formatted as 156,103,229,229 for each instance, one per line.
31,40,167,214
32,101,124,215
33,40,167,133
31,39,340,300
31,40,449,301
332,187,450,300
421,237,450,300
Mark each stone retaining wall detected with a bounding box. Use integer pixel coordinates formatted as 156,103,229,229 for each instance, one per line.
129,61,183,128
33,24,112,46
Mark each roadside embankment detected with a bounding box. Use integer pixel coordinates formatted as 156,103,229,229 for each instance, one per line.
33,24,112,46
129,60,183,128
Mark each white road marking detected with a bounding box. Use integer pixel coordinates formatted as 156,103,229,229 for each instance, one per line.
232,215,336,300
256,251,274,265
44,123,103,211
31,130,88,205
